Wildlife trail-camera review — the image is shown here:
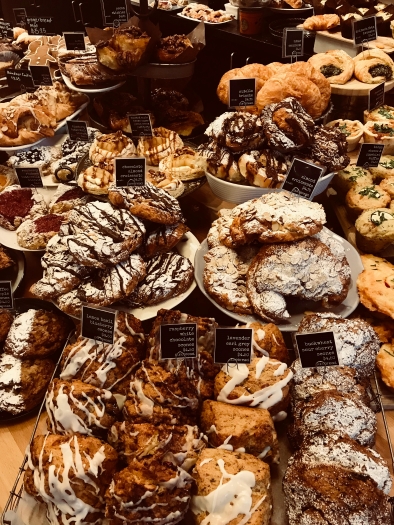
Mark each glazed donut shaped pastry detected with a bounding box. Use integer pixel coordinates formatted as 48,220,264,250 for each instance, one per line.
353,49,394,84
308,50,354,85
89,130,136,165
137,127,183,166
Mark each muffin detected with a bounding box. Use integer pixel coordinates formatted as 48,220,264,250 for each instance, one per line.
355,207,394,252
364,104,394,123
364,121,394,154
380,176,394,197
333,164,374,195
345,184,391,220
370,155,394,179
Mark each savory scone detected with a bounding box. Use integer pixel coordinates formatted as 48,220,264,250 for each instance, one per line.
345,184,391,220
369,155,394,179
357,254,394,319
237,321,289,363
376,344,394,390
200,400,279,464
355,208,394,253
214,356,293,420
0,308,13,342
364,104,394,123
326,119,363,151
332,165,374,195
364,121,394,155
380,176,394,197
191,448,272,525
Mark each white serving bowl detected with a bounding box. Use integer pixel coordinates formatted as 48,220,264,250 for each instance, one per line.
205,171,335,204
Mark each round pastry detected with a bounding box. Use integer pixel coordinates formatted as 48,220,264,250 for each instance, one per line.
297,312,380,378
326,119,363,151
238,149,289,188
346,184,391,220
197,139,242,182
203,244,259,315
49,184,91,214
78,165,114,195
16,213,63,250
303,14,340,31
156,34,193,63
151,88,189,118
380,176,394,196
354,49,394,83
376,343,394,390
333,164,374,194
364,120,394,154
364,104,394,123
146,169,184,198
89,130,136,166
370,155,394,179
260,97,315,151
205,112,265,153
0,308,13,343
0,164,17,193
144,222,188,259
355,207,394,252
158,146,206,180
309,126,349,172
217,64,273,105
308,50,354,84
357,254,394,319
206,205,252,249
237,321,289,363
0,185,48,231
137,127,183,166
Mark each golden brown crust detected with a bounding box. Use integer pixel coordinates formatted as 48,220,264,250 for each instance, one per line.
308,49,354,85
376,344,394,390
303,14,340,31
0,308,13,342
238,321,289,363
354,49,394,84
357,254,394,319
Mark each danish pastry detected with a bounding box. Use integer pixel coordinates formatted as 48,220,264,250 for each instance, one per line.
77,165,114,195
158,146,206,180
137,127,183,166
354,49,394,83
146,169,185,198
308,49,354,84
89,130,136,166
97,26,150,71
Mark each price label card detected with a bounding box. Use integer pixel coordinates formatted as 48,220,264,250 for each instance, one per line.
214,328,252,364
29,65,53,87
81,305,116,345
282,158,325,200
160,324,197,359
115,158,146,187
356,143,384,167
229,78,256,107
296,331,340,368
101,0,128,26
26,16,56,36
0,20,13,38
128,114,153,137
0,282,13,310
6,69,35,92
353,16,377,45
13,8,27,26
67,120,89,142
63,32,86,52
369,82,385,111
282,28,304,58
15,167,43,188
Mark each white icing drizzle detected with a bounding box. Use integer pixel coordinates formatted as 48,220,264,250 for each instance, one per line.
217,436,233,451
132,378,154,416
206,425,218,434
200,458,213,467
255,356,270,379
272,411,287,422
258,447,271,459
274,363,287,377
235,448,246,453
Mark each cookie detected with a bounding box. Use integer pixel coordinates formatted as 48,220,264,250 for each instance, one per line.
144,222,188,259
16,213,64,250
0,185,48,231
357,254,394,319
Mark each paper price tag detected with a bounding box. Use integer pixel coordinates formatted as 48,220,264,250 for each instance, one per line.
63,32,86,52
282,28,304,58
6,69,35,93
128,114,153,137
15,167,43,188
101,0,128,26
81,305,116,345
26,16,56,36
67,120,89,142
353,16,377,46
282,158,325,200
369,82,385,111
13,8,27,26
29,65,53,87
356,143,384,168
214,328,252,364
115,158,146,187
0,282,13,310
229,78,256,107
160,324,197,359
296,331,340,368
0,20,13,38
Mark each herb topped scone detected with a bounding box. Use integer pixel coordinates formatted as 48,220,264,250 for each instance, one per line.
364,104,394,123
370,155,394,179
333,164,374,194
364,121,394,154
326,119,363,151
346,184,391,220
355,208,394,252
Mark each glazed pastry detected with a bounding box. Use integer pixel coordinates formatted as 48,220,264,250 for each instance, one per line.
137,127,183,166
237,321,289,363
146,169,185,198
78,165,114,195
308,50,354,84
60,53,126,86
205,112,265,153
302,14,340,30
0,185,48,231
364,121,394,154
89,130,136,167
96,26,150,71
346,184,391,220
49,185,91,214
364,104,394,123
156,34,193,63
357,254,394,319
158,146,207,180
333,165,374,194
354,49,394,83
309,126,350,172
370,155,394,179
197,139,242,182
326,119,363,151
238,149,289,188
143,222,189,258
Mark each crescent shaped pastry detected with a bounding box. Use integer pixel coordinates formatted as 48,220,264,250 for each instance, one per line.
308,50,354,84
217,64,273,105
302,14,340,31
353,49,394,84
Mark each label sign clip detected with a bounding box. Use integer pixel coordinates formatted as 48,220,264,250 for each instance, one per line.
369,82,385,111
128,114,153,138
67,120,89,142
29,65,53,87
282,158,325,200
160,323,197,360
214,328,252,364
101,0,128,26
356,143,384,168
81,305,116,345
63,32,86,52
15,167,43,188
229,78,256,107
282,28,304,58
296,331,340,368
6,69,35,93
0,281,13,310
353,15,377,46
115,158,146,187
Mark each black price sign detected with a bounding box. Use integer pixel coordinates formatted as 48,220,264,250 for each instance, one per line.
101,0,128,26
67,120,89,142
81,305,116,345
115,158,146,187
356,143,384,167
6,69,35,92
282,158,325,200
0,20,13,38
29,65,53,87
63,32,86,52
128,114,153,137
229,78,256,107
282,28,304,58
13,8,27,27
214,328,252,364
26,16,56,36
353,16,377,46
369,82,385,111
15,167,43,188
296,331,339,368
160,323,197,359
0,282,13,310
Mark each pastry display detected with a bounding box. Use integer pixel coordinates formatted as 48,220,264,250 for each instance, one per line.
181,3,234,22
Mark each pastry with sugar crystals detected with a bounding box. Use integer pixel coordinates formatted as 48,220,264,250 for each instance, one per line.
24,433,118,525
201,400,280,464
105,459,194,525
46,379,120,437
214,356,293,420
191,448,272,525
237,322,289,363
108,421,205,471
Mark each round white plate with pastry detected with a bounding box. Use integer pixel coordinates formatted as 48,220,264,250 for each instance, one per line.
194,227,362,331
61,72,126,94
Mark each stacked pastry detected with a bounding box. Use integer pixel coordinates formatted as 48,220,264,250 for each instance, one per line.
203,191,352,322
30,187,193,316
199,97,349,187
283,312,392,525
0,308,69,415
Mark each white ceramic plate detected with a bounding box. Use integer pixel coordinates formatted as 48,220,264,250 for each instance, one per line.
61,72,126,94
177,12,234,23
0,99,89,152
0,188,56,252
194,228,363,331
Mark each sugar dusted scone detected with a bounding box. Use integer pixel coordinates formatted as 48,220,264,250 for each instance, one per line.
376,344,394,390
191,448,272,525
357,254,394,319
200,400,279,464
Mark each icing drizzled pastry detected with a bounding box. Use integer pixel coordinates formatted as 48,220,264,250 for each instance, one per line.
144,222,189,259
24,433,118,525
89,130,136,166
49,185,91,214
238,149,289,188
77,165,114,196
96,26,151,72
146,169,185,198
214,356,293,419
237,322,289,363
205,112,265,153
137,127,183,166
16,213,64,250
197,139,242,182
158,146,207,180
0,185,48,231
46,379,120,437
309,126,350,172
60,312,145,391
52,128,99,182
107,421,205,470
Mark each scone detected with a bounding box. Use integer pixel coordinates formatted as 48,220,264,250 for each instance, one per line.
380,176,394,197
364,120,394,154
369,155,394,179
357,254,394,319
354,49,394,83
332,164,374,195
345,184,391,220
355,208,394,252
200,400,280,463
237,321,289,363
376,344,394,390
0,185,48,231
16,213,64,250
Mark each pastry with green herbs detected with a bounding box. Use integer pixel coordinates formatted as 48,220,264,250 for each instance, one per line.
346,184,391,220
326,119,363,151
364,121,394,155
354,49,394,84
370,155,394,179
308,49,354,85
333,165,374,195
364,104,394,124
355,208,394,252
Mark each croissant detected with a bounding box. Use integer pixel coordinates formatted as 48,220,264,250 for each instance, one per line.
353,49,394,84
217,63,273,105
0,106,54,147
308,50,354,85
303,14,340,31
